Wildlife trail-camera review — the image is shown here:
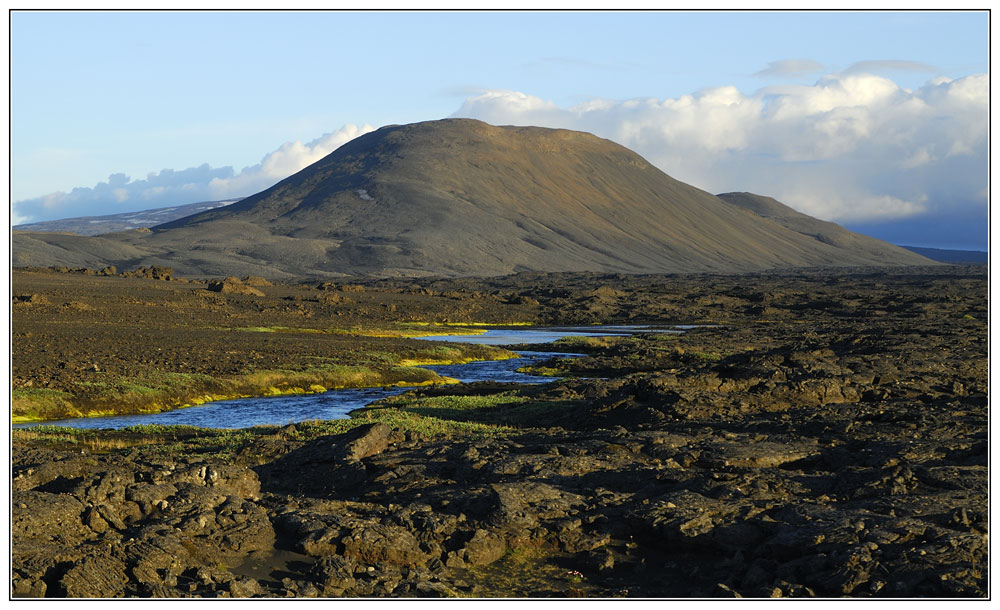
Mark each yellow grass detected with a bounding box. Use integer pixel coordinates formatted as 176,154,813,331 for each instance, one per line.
12,365,457,423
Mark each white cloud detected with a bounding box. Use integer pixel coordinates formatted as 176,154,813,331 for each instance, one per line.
779,187,928,223
10,207,32,226
13,69,986,244
451,90,568,129
207,123,375,198
451,72,987,224
13,124,374,224
754,58,825,78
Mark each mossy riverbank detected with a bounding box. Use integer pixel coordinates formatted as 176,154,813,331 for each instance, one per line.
12,390,548,458
12,340,518,424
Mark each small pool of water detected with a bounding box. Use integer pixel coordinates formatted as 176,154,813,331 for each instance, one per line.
15,325,689,430
416,324,683,345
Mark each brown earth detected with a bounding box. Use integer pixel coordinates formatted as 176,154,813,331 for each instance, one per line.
11,268,530,420
10,265,988,598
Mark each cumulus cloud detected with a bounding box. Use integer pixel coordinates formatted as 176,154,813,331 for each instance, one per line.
754,58,825,78
205,123,374,199
451,72,987,234
10,207,33,226
13,124,374,224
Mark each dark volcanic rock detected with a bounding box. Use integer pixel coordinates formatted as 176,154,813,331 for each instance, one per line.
340,423,392,462
12,491,89,545
60,555,130,598
207,277,265,296
11,268,987,598
122,266,174,280
340,524,430,566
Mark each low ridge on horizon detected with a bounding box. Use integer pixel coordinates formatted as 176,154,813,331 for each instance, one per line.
13,118,932,278
13,199,242,237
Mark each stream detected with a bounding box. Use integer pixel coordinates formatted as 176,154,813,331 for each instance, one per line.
16,325,683,430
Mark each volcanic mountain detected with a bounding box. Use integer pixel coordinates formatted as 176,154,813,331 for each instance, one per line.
14,119,930,277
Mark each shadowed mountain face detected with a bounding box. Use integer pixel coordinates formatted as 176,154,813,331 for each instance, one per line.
13,119,931,277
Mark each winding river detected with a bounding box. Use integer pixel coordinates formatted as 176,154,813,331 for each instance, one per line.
16,325,683,430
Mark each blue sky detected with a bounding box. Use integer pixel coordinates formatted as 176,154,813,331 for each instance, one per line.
11,10,989,249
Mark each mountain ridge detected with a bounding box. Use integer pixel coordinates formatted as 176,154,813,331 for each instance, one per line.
13,119,932,277
13,199,241,236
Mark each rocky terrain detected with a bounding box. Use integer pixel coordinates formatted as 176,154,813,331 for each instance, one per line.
12,119,930,277
11,265,987,598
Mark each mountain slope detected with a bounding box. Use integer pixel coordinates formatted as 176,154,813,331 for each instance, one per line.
15,119,932,277
715,192,929,265
12,230,153,269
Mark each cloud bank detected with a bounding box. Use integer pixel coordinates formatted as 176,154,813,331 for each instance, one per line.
450,71,987,247
14,69,986,250
13,124,374,225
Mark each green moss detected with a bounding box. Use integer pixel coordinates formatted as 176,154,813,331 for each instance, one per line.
12,388,76,422
353,408,515,439
551,335,633,351
362,392,581,430
121,423,203,435
515,355,580,378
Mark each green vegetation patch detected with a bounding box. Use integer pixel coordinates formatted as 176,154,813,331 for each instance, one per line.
550,334,634,351
13,423,206,454
361,391,581,430
353,407,514,439
398,344,518,366
13,423,301,460
12,388,75,422
516,356,580,378
684,351,724,362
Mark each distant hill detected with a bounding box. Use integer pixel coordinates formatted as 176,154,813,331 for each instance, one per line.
13,199,240,236
714,192,931,266
900,246,987,264
13,119,932,278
